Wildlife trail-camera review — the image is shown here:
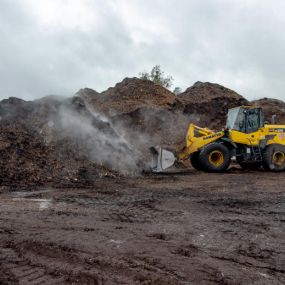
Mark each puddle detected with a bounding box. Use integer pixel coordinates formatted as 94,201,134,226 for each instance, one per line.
10,189,55,198
109,239,123,244
12,198,53,210
39,200,52,210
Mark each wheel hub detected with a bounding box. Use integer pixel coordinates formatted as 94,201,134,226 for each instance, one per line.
209,150,224,167
272,151,285,166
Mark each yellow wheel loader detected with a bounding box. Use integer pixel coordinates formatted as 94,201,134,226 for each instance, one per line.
151,106,285,173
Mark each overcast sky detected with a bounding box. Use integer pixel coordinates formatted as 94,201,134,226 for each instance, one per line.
1,0,285,101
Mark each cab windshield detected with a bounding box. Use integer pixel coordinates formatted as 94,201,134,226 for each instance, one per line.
226,107,264,133
226,108,245,132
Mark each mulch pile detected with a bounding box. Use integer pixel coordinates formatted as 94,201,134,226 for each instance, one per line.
1,78,284,188
0,97,120,189
252,97,285,124
179,81,249,129
78,77,184,115
180,81,244,104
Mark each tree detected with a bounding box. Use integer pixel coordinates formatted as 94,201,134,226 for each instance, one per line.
173,87,182,95
139,65,173,89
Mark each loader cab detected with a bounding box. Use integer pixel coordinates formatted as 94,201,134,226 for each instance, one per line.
226,107,264,133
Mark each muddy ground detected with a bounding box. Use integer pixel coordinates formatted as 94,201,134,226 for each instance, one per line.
0,169,284,285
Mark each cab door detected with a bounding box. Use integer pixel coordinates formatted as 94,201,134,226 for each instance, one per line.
229,108,264,146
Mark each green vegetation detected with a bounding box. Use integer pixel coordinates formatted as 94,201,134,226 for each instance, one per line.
139,65,173,89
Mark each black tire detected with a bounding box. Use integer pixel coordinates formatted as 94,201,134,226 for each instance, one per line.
263,144,285,172
190,151,203,171
199,143,231,173
238,162,262,171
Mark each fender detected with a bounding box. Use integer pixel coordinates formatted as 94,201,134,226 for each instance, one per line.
220,137,237,149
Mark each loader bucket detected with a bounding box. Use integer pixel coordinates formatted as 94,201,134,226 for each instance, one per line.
150,146,176,172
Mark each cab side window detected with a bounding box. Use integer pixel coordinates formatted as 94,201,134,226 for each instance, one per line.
246,111,260,133
233,110,246,132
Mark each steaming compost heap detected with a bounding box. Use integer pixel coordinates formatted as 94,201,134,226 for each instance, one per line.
1,78,285,188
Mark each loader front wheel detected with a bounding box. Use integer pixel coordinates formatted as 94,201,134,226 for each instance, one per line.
263,144,285,172
190,151,203,171
199,143,231,173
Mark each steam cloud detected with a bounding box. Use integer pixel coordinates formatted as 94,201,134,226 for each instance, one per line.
55,103,142,173
40,96,194,175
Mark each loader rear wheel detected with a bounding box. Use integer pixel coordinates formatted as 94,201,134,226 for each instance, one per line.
190,151,203,171
263,144,285,172
199,143,231,173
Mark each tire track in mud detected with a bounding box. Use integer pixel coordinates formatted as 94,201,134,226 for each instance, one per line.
1,173,285,285
0,241,108,285
56,190,185,224
0,188,188,284
0,246,64,285
0,239,185,285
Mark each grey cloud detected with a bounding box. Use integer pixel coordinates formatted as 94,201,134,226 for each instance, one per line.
0,0,285,101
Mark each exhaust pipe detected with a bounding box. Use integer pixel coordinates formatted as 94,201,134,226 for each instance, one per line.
271,114,277,125
150,146,176,172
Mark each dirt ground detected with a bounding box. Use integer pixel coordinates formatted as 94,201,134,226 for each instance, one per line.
0,169,284,285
